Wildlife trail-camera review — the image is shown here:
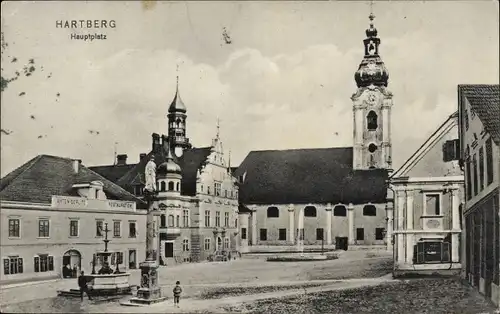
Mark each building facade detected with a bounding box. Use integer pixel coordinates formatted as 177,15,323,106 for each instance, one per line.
0,156,147,284
234,13,392,251
390,112,464,276
90,81,240,264
458,84,500,306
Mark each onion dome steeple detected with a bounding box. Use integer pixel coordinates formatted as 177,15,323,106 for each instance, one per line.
157,142,182,176
168,75,187,113
167,66,191,158
354,11,389,88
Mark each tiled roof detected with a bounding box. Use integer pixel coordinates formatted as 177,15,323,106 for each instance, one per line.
233,147,388,205
88,164,136,183
459,84,500,145
115,146,213,196
0,155,147,208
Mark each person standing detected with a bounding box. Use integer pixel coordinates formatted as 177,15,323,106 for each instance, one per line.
78,271,92,301
172,281,182,308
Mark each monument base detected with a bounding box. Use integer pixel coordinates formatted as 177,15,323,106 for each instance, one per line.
125,260,166,306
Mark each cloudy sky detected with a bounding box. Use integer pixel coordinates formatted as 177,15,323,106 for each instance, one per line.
1,1,498,177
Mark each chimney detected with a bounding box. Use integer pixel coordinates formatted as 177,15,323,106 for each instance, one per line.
152,133,160,152
161,134,169,152
139,153,147,161
73,159,82,173
116,154,128,165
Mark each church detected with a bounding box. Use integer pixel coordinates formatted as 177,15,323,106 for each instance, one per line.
91,13,394,257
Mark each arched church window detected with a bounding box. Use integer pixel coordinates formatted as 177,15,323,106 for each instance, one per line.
161,181,166,192
333,205,347,217
176,182,180,191
304,206,317,217
363,205,377,216
267,207,279,218
367,111,378,130
176,118,181,128
168,181,174,191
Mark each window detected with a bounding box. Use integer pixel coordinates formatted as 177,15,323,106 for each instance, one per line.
479,146,485,191
96,220,103,237
267,206,279,218
334,205,347,217
279,228,287,241
464,109,469,130
168,215,174,227
235,218,238,228
8,219,20,238
443,139,460,162
316,228,324,240
363,205,377,216
204,238,211,251
224,190,227,198
241,228,247,240
129,221,137,238
134,185,143,196
486,137,493,185
161,215,166,227
168,181,174,191
304,206,317,217
215,211,221,227
183,210,189,227
160,181,166,191
260,229,267,241
224,237,230,249
207,186,211,195
466,161,472,200
224,212,229,227
425,194,441,216
367,111,378,130
111,252,124,265
235,191,238,199
473,154,478,196
356,228,364,241
69,220,79,237
375,228,385,240
204,210,210,227
176,215,180,227
113,221,121,237
182,239,189,252
368,143,378,153
38,219,50,237
3,256,23,275
34,254,54,273
215,183,221,196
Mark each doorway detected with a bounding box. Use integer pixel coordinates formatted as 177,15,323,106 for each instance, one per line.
165,242,174,258
128,250,137,269
217,237,222,251
62,250,81,279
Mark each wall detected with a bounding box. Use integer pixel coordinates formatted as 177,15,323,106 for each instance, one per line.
1,203,146,283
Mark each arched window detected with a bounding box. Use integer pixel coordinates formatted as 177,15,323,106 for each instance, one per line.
367,111,378,130
176,215,180,227
160,181,166,192
363,205,377,216
168,215,174,227
333,205,347,217
304,206,317,217
267,206,279,218
160,214,166,227
176,182,180,191
168,181,174,191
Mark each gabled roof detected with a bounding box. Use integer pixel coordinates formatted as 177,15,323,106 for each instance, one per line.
391,111,459,178
0,155,147,207
114,146,213,196
233,147,388,205
458,84,500,145
88,164,136,183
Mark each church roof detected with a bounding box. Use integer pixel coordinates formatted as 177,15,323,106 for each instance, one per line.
0,155,146,207
458,84,500,145
233,147,388,205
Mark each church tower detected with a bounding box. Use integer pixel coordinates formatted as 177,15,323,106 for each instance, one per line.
168,75,191,158
352,12,393,170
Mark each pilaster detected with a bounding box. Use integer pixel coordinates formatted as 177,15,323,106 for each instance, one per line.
288,205,295,245
325,204,332,245
348,203,355,245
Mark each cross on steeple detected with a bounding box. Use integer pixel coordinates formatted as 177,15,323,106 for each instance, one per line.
216,118,220,138
369,0,375,25
176,64,179,89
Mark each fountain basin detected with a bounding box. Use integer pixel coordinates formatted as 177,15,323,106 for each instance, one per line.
57,273,136,297
266,253,338,262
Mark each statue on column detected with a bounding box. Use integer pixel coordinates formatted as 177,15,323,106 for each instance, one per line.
145,155,157,193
